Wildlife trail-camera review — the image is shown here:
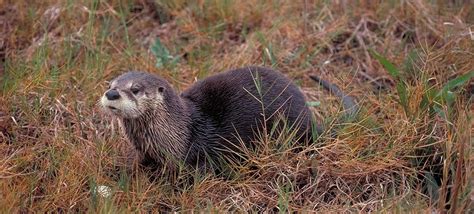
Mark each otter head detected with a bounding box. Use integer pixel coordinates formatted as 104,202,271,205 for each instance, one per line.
100,71,171,119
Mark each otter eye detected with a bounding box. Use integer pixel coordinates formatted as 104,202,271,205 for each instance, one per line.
131,87,140,95
158,87,164,93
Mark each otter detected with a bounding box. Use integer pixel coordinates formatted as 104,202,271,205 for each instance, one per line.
100,66,357,174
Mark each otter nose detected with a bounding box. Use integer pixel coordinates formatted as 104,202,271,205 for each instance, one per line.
105,89,120,100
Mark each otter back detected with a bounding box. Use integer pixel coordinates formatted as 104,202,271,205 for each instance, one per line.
181,66,313,169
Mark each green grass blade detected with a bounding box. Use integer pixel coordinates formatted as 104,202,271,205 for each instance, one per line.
370,50,401,79
396,82,410,116
438,71,474,96
306,101,321,107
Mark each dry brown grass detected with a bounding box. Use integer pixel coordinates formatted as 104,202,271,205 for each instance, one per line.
0,0,473,212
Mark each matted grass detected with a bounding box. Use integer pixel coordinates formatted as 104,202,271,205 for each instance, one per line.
0,0,472,212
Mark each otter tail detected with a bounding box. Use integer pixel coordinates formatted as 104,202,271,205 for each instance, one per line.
309,75,358,118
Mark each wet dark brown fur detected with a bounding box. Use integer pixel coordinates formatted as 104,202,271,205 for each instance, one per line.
180,66,315,171
102,66,314,174
101,66,357,175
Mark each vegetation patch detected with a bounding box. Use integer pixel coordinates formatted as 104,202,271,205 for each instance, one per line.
0,0,472,212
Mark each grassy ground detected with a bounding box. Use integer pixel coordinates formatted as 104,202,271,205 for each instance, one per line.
1,0,473,212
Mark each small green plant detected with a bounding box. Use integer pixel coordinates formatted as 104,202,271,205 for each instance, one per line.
150,38,180,70
371,50,473,122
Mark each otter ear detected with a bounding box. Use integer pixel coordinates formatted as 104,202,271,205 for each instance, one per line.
158,86,165,93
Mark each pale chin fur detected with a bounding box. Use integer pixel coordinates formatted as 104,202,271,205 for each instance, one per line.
100,94,140,119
